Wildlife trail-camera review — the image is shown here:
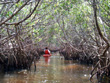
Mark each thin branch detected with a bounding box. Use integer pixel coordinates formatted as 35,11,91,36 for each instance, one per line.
0,0,30,26
5,0,41,25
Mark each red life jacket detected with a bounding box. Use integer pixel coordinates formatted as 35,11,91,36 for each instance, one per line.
45,50,50,54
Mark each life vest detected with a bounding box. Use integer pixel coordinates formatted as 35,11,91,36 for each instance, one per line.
44,50,50,54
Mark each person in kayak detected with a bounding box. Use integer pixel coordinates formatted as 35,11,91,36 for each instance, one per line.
43,47,51,63
44,47,51,55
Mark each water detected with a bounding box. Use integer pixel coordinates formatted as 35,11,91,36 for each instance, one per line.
0,54,97,83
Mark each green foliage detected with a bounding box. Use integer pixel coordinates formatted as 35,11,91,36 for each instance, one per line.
15,1,23,7
1,0,109,46
6,11,13,16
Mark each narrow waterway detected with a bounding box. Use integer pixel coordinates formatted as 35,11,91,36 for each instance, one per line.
0,54,97,83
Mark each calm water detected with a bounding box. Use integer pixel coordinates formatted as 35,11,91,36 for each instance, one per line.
0,54,97,83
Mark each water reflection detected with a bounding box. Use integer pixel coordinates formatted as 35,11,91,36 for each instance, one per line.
0,54,97,83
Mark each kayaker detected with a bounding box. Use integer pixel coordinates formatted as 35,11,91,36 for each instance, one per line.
44,47,51,55
43,47,51,63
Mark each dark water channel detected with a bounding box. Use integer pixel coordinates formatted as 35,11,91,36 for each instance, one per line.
0,54,97,83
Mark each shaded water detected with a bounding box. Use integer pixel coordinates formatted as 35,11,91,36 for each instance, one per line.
0,54,97,83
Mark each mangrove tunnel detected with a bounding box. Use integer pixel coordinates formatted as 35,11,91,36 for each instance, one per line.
0,0,110,83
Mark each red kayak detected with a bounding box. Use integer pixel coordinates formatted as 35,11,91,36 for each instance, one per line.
43,54,51,63
43,54,51,57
